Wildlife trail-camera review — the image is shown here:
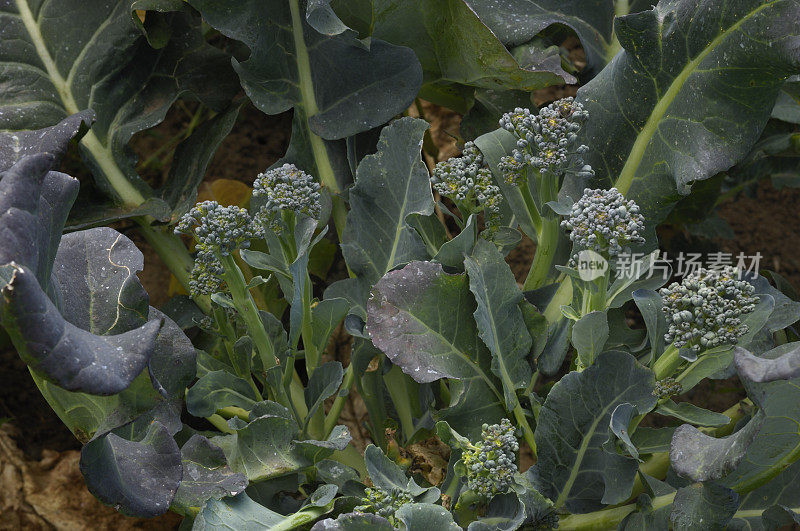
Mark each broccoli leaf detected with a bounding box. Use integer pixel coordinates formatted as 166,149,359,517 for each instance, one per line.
211,401,350,482
194,491,334,529
311,512,394,530
670,412,764,482
79,420,182,518
728,459,800,529
0,154,78,286
655,400,732,428
0,1,237,220
465,0,653,74
186,371,261,418
171,434,249,515
720,371,800,493
0,111,93,171
395,503,460,530
534,350,656,512
735,343,800,383
464,239,533,411
577,0,800,227
365,261,505,437
341,117,434,288
359,0,572,112
670,482,739,531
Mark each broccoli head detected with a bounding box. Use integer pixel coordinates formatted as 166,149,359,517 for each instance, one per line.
431,141,501,226
498,98,594,184
462,418,519,499
660,266,759,353
561,187,646,258
253,163,321,231
359,486,412,526
653,377,683,399
175,200,257,295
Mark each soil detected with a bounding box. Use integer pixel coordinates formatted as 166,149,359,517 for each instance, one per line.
1,72,799,528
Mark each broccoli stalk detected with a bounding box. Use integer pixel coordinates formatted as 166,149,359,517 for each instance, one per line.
497,99,595,290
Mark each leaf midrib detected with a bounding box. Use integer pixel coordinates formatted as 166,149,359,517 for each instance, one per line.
388,299,503,402
554,380,640,508
614,1,778,194
12,0,148,207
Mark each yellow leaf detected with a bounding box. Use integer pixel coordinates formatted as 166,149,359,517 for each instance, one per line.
197,179,252,207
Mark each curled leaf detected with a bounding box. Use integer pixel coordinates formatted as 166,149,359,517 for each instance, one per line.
734,345,800,383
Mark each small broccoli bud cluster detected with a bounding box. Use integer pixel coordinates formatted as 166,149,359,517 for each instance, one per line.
253,163,321,232
562,188,646,258
532,511,560,530
361,486,411,525
660,267,758,353
653,377,683,399
462,418,519,499
431,141,501,225
497,98,594,184
175,201,257,295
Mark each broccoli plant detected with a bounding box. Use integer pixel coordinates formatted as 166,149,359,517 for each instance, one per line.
2,0,800,530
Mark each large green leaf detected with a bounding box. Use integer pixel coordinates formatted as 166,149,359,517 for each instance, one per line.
171,434,248,515
365,260,504,437
341,117,434,290
576,0,800,224
358,0,571,112
721,353,800,493
670,482,740,531
79,420,182,518
534,350,656,513
212,401,350,482
464,239,532,411
466,0,653,73
0,1,238,217
728,459,800,529
670,412,764,482
186,0,421,195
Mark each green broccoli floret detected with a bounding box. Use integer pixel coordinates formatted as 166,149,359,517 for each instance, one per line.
660,267,758,353
497,98,594,185
653,377,683,399
175,200,256,295
360,486,412,526
462,418,519,499
253,163,321,232
561,187,646,259
431,141,501,228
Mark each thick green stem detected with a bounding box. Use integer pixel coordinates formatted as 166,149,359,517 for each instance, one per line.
523,216,560,290
324,364,355,437
301,277,319,376
384,366,416,442
207,414,235,434
523,172,561,291
137,221,211,313
218,406,250,422
652,343,681,379
513,403,537,457
288,0,347,240
559,492,675,530
220,255,276,370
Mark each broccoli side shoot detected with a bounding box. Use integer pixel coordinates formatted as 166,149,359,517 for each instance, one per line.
497,98,594,185
653,377,683,399
561,187,646,259
431,141,501,229
253,163,321,232
359,486,412,526
175,200,257,295
660,266,758,353
462,418,519,499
